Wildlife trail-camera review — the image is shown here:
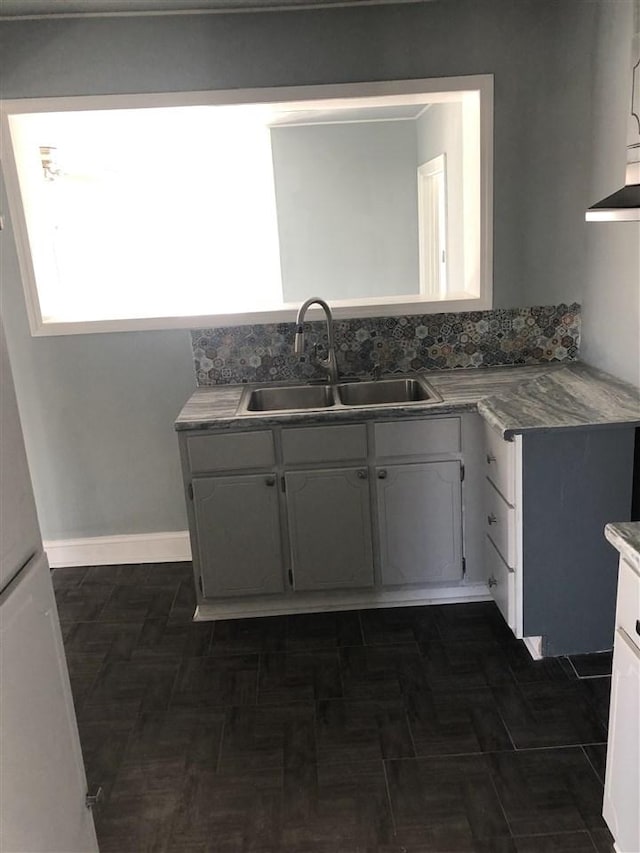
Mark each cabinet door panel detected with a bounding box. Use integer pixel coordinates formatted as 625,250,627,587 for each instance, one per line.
286,468,374,591
194,475,283,597
377,461,462,585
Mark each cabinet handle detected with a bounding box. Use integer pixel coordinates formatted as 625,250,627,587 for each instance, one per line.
636,619,640,638
487,513,498,525
488,575,498,588
378,470,387,479
265,476,276,487
486,453,496,464
357,469,368,480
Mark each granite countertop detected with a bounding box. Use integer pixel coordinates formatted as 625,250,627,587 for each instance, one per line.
605,522,640,575
175,360,640,437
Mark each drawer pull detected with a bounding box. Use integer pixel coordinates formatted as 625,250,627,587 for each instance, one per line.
487,513,498,525
357,469,368,480
265,476,276,487
486,453,496,464
378,470,388,479
488,575,498,588
636,619,640,638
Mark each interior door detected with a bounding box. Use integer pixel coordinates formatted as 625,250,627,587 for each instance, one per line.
0,552,98,853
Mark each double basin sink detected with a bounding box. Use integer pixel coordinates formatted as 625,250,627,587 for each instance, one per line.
237,376,442,415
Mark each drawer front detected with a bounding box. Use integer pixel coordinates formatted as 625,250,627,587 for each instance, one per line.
188,430,274,473
484,479,517,567
483,423,516,505
374,418,460,459
485,536,516,631
616,557,640,653
282,424,367,465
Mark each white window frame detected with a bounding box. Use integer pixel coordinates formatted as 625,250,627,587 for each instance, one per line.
0,76,493,336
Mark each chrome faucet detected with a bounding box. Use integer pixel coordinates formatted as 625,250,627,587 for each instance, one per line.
294,297,339,385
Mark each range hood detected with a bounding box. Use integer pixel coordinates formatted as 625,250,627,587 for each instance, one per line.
586,36,640,223
585,160,640,222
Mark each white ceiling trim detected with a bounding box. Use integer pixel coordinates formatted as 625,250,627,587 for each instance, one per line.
0,0,435,20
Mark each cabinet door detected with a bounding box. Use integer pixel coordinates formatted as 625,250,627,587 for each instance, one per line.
285,468,374,591
377,461,462,585
0,553,98,853
603,628,640,853
194,474,283,598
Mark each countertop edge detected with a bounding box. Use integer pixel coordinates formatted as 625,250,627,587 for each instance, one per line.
605,522,640,575
174,362,640,436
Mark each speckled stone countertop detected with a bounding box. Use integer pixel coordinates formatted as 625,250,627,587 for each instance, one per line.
175,360,640,437
605,522,640,574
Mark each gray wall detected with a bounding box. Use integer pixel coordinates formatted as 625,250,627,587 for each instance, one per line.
416,102,464,295
581,0,640,388
0,0,608,540
272,120,419,302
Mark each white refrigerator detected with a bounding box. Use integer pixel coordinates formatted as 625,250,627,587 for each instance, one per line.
0,317,98,852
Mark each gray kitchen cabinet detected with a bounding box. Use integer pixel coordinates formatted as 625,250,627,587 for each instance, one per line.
285,467,374,591
482,422,636,656
193,474,284,598
376,461,463,586
178,413,477,619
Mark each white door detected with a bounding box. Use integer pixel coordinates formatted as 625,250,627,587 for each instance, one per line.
0,552,99,853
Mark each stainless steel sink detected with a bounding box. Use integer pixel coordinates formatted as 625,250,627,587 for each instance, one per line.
236,374,442,415
337,376,439,406
241,384,336,413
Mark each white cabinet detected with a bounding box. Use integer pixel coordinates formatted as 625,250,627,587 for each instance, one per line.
482,423,522,636
603,557,640,853
193,474,284,598
285,467,374,591
0,554,98,853
376,461,462,586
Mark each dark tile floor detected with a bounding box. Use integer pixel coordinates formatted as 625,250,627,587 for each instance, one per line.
53,562,616,853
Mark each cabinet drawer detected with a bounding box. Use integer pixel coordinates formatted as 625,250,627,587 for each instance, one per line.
188,430,274,473
374,418,460,459
485,536,516,631
616,558,640,652
281,424,367,465
483,423,516,505
485,479,517,567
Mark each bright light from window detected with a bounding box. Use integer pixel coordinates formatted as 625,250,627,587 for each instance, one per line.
2,79,492,334
9,105,285,322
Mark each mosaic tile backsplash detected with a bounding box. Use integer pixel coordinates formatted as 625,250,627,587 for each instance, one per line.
191,303,581,386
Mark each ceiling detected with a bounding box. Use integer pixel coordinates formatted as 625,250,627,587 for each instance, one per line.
0,0,431,18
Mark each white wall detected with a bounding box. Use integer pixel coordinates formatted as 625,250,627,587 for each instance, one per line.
581,0,640,388
272,120,419,302
0,0,603,541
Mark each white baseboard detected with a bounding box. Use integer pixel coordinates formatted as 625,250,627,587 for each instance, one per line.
195,583,492,622
44,531,191,568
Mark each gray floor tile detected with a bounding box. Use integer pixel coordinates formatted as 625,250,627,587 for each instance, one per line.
53,569,614,853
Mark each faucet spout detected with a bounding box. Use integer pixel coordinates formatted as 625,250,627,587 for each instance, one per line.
294,297,338,385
